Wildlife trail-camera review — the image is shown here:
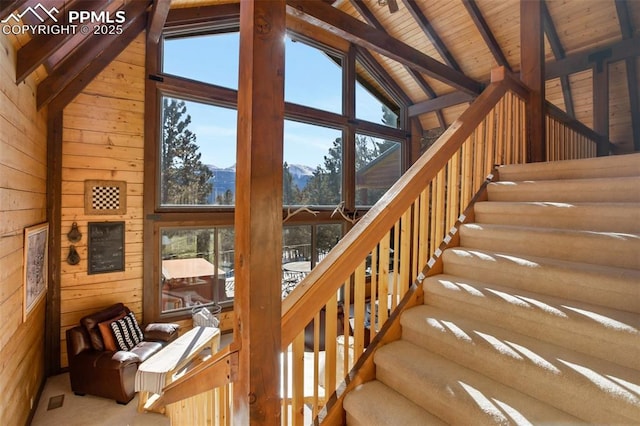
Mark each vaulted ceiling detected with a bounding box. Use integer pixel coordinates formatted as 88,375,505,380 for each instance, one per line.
2,0,638,153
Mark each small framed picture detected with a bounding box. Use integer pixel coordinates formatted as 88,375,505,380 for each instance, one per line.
84,180,127,215
23,223,49,321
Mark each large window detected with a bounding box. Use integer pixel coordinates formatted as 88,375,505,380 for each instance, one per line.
160,96,237,207
160,227,235,314
285,37,342,114
355,134,402,206
283,120,343,206
148,23,409,320
163,32,239,89
282,223,342,296
356,61,399,128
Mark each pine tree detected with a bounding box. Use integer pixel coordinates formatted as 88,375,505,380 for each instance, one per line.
161,98,213,205
301,137,342,205
283,162,297,205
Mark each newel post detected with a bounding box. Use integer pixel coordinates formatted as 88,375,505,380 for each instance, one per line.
233,0,285,423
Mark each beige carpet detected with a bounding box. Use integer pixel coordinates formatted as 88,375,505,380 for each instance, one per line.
31,372,170,426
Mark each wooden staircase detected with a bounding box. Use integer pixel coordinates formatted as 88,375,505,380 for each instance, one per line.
343,153,640,425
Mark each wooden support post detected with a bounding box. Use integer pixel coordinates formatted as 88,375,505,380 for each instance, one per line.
233,0,285,423
520,0,545,162
592,58,610,156
45,110,63,376
344,45,356,212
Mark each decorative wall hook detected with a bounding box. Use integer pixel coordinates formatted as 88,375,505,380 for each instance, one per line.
67,245,80,265
67,222,82,242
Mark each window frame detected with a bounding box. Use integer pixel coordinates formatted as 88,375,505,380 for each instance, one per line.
143,16,412,323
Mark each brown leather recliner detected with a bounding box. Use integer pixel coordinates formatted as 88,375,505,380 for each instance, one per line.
66,303,179,404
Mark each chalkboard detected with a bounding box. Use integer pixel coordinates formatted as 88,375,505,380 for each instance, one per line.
88,222,125,274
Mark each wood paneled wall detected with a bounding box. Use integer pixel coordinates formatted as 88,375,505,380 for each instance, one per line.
59,34,146,368
0,32,48,426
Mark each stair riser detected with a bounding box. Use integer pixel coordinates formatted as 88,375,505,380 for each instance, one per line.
496,153,640,181
442,249,640,313
401,307,640,423
487,177,640,203
459,224,640,270
423,286,640,370
474,202,640,233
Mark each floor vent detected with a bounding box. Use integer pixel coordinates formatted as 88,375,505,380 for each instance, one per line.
47,394,64,410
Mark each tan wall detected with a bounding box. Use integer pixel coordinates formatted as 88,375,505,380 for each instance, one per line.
0,32,48,425
59,34,146,368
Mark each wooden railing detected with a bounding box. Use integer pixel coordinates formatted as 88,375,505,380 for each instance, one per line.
156,343,239,425
280,69,530,425
546,102,599,160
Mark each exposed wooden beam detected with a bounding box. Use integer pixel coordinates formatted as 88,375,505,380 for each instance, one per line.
350,0,451,127
147,0,171,44
520,0,545,162
408,91,475,117
593,60,610,156
541,0,574,117
546,35,640,79
400,0,461,71
462,0,512,72
39,0,150,110
349,0,441,125
16,0,110,84
165,2,240,34
355,46,411,108
412,72,446,128
45,109,63,375
286,0,483,95
541,2,565,58
615,0,640,151
0,0,27,21
233,0,285,422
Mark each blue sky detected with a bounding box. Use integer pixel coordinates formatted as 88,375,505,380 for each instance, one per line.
163,32,386,169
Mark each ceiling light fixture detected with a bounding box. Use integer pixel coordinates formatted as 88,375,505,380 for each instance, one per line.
378,0,399,13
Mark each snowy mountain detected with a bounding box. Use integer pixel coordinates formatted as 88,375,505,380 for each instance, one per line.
206,163,314,203
287,164,315,190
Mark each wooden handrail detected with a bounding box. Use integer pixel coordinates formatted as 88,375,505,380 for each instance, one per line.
281,70,529,347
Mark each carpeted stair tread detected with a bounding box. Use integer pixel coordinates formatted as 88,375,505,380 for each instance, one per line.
400,305,640,424
496,153,640,182
459,223,640,270
441,247,640,313
342,155,640,424
487,176,640,203
474,201,640,233
374,340,582,425
343,380,446,426
423,274,640,369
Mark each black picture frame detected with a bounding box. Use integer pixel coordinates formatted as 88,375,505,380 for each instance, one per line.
88,221,125,274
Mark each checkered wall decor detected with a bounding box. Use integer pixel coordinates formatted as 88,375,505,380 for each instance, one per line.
84,180,127,215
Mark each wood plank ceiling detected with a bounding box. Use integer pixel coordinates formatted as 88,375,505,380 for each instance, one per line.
2,0,638,153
